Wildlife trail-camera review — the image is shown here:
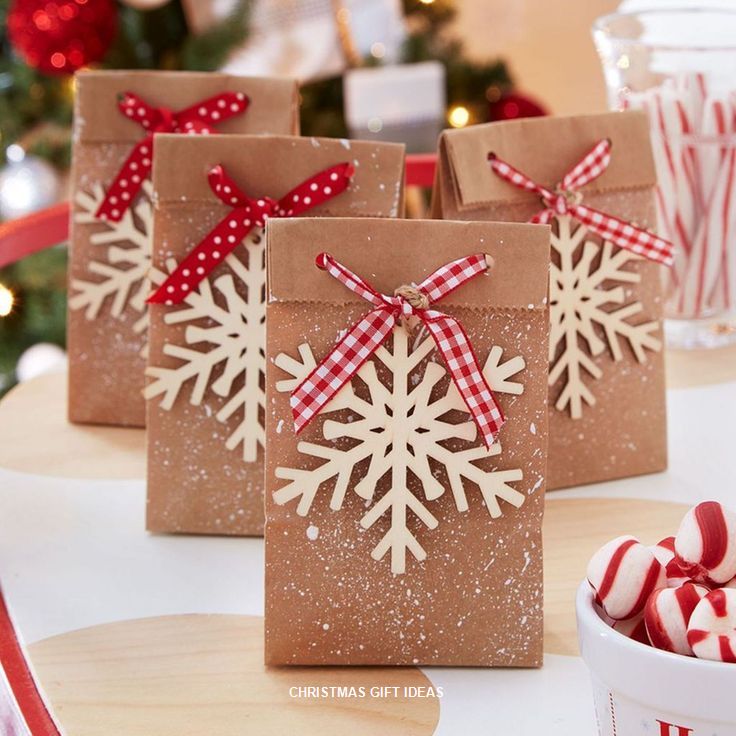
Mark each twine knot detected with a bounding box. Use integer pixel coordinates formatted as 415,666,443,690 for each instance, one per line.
394,284,429,311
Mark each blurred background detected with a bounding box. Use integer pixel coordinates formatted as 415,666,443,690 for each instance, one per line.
0,0,618,395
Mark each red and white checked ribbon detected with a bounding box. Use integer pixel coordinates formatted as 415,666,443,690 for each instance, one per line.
96,90,250,222
148,162,354,304
488,138,674,266
291,253,505,447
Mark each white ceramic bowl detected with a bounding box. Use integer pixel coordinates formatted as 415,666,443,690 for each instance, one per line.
576,581,736,735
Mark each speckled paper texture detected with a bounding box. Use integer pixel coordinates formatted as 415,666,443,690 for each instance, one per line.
67,70,299,428
432,112,668,490
265,218,550,666
146,135,405,536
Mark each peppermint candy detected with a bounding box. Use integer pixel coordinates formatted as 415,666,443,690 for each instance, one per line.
675,501,736,584
587,501,736,664
687,588,736,663
650,536,691,588
644,582,709,655
650,536,676,568
587,535,666,620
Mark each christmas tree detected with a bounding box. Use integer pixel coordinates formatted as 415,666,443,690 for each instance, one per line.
0,0,536,395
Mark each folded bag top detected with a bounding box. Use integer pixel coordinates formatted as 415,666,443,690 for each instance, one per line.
438,110,657,211
74,70,300,144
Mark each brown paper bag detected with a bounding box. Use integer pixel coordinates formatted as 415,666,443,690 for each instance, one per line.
67,70,299,428
265,217,549,666
146,135,406,536
433,111,668,490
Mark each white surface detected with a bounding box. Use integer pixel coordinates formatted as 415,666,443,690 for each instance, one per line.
0,471,262,644
556,381,736,507
0,378,734,734
432,655,595,736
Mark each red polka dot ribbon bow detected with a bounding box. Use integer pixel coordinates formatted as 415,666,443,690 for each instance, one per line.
290,252,505,447
488,138,674,266
96,91,250,222
148,162,354,305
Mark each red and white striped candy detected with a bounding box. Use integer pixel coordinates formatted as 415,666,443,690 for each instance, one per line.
613,613,651,646
587,535,667,620
665,557,693,588
651,537,692,587
645,582,709,655
675,501,736,584
650,536,676,567
687,588,736,662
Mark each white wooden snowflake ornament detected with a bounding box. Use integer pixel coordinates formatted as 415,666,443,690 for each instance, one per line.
69,182,153,336
274,326,526,575
549,215,662,419
145,231,266,462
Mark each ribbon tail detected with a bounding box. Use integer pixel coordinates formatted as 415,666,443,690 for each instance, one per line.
278,162,354,217
417,252,490,303
560,138,612,190
530,209,554,225
176,92,250,128
573,204,674,266
118,92,158,123
147,215,254,304
291,307,396,433
95,135,154,222
424,314,505,448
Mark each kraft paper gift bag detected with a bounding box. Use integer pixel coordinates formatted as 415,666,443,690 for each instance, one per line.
68,70,299,428
433,111,670,490
146,134,405,536
265,217,549,666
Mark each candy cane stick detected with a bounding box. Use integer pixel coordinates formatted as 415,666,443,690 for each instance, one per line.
712,91,736,311
653,89,698,309
666,91,711,316
634,91,687,296
706,101,736,312
681,97,731,316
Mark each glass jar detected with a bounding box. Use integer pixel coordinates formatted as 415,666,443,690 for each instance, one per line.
593,8,736,348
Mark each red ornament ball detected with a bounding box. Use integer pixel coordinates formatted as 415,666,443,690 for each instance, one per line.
8,0,118,76
488,91,548,122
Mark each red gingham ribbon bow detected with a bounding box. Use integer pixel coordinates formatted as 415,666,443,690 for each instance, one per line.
96,91,250,222
488,138,674,266
291,253,505,447
148,162,354,304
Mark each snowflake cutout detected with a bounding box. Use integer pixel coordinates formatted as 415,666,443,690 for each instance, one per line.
144,231,266,462
549,215,662,419
274,327,526,574
69,182,153,335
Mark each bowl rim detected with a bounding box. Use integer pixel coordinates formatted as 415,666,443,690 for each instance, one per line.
592,8,736,53
576,581,735,673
